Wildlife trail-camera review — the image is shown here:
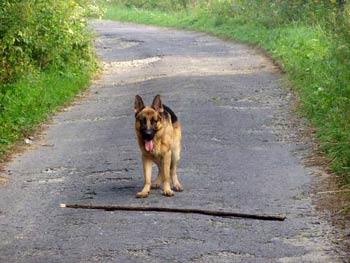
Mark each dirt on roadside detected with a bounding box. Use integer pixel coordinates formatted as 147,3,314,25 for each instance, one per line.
312,169,350,260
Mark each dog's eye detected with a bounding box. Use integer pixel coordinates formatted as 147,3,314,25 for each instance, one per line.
151,118,157,125
140,118,147,125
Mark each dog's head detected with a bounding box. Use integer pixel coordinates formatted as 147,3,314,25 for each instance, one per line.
134,95,163,152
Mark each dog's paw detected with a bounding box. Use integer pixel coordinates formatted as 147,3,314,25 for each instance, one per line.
136,191,149,198
173,183,183,192
162,188,174,197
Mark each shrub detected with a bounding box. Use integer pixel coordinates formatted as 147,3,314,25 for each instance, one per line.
0,0,97,84
105,0,189,11
0,0,100,153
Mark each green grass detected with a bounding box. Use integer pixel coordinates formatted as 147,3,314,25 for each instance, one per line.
0,0,99,157
104,6,184,25
103,4,350,181
0,65,93,154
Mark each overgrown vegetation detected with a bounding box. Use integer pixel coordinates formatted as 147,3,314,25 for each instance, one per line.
102,0,350,183
0,0,100,154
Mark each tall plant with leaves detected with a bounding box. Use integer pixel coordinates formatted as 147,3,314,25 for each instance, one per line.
0,0,97,84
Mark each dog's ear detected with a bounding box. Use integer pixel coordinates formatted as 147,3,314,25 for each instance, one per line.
134,95,145,115
151,94,163,113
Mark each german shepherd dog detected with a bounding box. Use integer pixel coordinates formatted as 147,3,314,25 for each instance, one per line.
134,95,182,198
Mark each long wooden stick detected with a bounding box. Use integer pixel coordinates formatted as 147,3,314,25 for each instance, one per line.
60,204,286,221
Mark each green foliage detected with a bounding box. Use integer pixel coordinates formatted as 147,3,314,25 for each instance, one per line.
0,0,99,154
0,0,97,83
0,68,91,149
105,0,189,11
103,0,350,181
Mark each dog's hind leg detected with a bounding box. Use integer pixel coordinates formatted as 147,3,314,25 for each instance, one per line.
171,164,183,192
151,159,162,189
161,151,174,196
171,144,183,192
151,170,163,189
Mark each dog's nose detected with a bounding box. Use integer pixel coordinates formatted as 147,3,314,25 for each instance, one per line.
144,129,153,135
142,129,155,140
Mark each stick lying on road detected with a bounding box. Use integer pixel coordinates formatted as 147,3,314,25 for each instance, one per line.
60,204,286,221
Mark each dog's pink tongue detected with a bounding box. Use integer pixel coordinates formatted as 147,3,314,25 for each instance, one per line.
145,140,153,152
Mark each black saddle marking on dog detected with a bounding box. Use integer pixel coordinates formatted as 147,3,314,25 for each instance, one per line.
162,104,178,124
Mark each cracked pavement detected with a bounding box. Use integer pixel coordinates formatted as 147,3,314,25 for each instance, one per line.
0,20,346,262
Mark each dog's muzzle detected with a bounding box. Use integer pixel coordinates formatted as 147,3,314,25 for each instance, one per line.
141,129,155,141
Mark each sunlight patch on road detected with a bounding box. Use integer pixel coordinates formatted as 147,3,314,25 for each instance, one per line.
276,233,337,263
103,56,161,73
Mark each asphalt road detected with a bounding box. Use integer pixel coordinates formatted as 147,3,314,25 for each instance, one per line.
0,20,345,262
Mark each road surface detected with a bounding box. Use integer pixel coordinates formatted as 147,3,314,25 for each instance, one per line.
0,20,345,262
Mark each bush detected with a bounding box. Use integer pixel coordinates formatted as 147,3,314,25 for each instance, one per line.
0,0,97,84
105,0,189,11
0,0,100,153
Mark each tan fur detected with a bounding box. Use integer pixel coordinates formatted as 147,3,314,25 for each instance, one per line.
134,95,182,198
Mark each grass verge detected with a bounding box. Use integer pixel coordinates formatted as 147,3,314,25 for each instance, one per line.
0,0,100,158
102,4,350,183
0,65,94,155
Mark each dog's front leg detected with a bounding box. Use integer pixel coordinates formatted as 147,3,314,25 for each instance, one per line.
136,155,153,198
161,151,174,197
